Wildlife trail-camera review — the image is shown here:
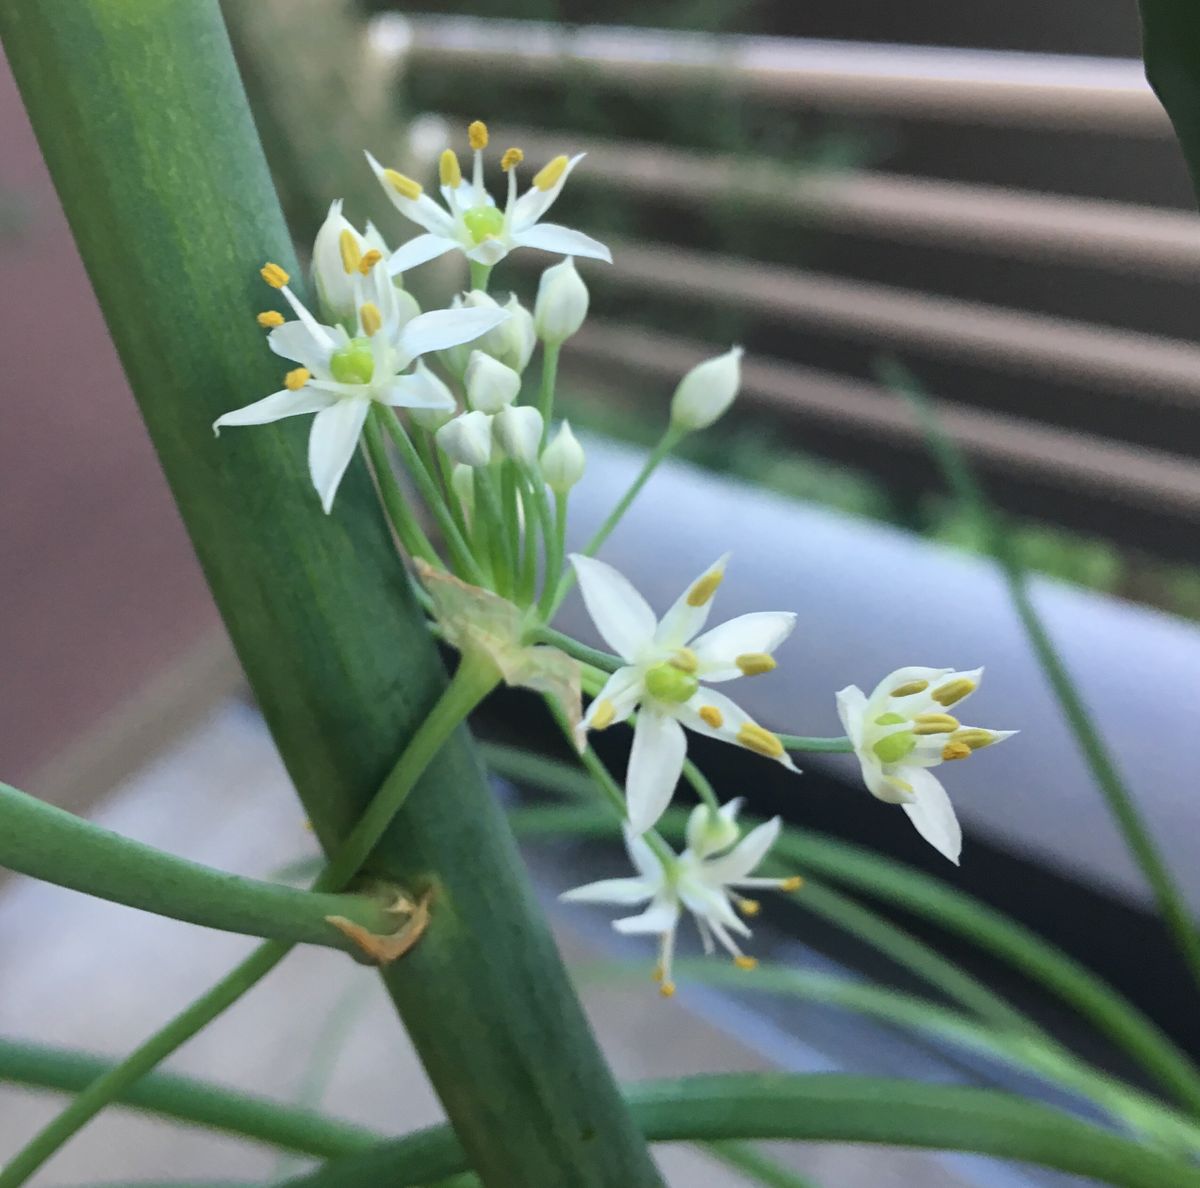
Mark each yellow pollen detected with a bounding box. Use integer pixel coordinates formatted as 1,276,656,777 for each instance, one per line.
737,897,761,917
933,677,976,707
737,722,784,759
338,229,362,274
383,168,423,200
468,120,489,150
285,367,310,391
359,302,383,337
890,679,929,697
942,741,972,762
533,154,569,191
687,570,724,607
590,699,616,731
256,310,284,328
736,652,776,677
779,876,804,892
501,146,525,172
912,712,960,735
659,981,676,999
734,955,758,971
260,262,289,288
439,148,463,188
698,705,724,729
358,249,383,275
951,728,995,750
671,647,699,673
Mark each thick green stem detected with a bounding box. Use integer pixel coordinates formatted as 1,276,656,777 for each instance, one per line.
0,783,403,951
469,260,492,292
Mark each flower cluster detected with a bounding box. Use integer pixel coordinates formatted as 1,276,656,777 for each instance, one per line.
214,119,1016,993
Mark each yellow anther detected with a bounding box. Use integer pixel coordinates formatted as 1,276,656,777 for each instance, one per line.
779,875,804,892
890,679,929,697
736,652,776,677
285,367,310,391
261,262,290,288
942,741,972,762
671,647,699,673
256,310,284,328
439,148,463,188
659,980,677,999
500,146,524,172
533,154,569,191
737,722,784,759
912,712,960,735
590,699,616,731
468,120,489,150
358,249,383,275
687,570,724,607
932,677,976,707
359,302,383,337
737,897,761,917
383,168,423,200
338,229,362,274
698,705,724,729
951,728,996,751
734,955,758,971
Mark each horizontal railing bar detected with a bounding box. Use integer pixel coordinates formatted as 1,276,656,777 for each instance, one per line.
548,238,1200,405
373,15,1171,134
451,121,1200,278
566,322,1200,518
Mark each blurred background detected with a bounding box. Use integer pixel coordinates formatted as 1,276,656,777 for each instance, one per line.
2,1,1200,1184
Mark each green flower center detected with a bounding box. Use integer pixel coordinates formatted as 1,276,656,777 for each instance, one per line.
463,204,505,244
329,336,375,385
872,729,916,765
644,662,700,705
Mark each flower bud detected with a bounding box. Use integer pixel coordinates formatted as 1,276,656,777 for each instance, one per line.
405,361,457,432
439,290,500,376
670,346,743,432
465,350,521,413
436,410,493,468
494,405,544,466
534,257,588,345
539,420,585,493
311,200,363,324
685,798,744,859
497,293,537,373
450,463,475,514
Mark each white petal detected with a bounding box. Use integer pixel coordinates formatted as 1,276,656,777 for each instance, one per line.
703,816,781,884
465,238,510,266
387,233,460,275
560,876,656,906
691,611,797,681
308,398,370,513
676,689,799,773
623,824,668,883
397,306,509,363
379,364,457,411
901,767,962,864
511,222,612,262
213,387,336,432
569,554,658,662
679,882,750,938
512,153,585,228
863,761,914,805
626,712,687,834
835,685,868,744
613,895,681,935
365,150,458,237
654,554,730,650
267,319,339,373
582,667,644,732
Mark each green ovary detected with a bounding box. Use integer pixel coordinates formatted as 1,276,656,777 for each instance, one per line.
330,337,375,385
463,205,505,244
872,729,916,764
644,663,699,705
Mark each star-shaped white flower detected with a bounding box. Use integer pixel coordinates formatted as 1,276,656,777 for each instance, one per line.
367,120,611,274
571,554,799,833
562,801,799,995
836,665,1016,865
214,261,506,512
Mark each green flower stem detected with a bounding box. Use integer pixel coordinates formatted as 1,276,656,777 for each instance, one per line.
516,475,540,606
362,413,439,567
279,1075,1200,1188
0,1038,380,1158
500,462,522,588
522,470,561,620
548,425,685,616
537,342,561,444
378,410,483,583
705,1142,819,1188
473,468,513,596
682,759,721,814
469,260,492,292
880,358,1200,1004
0,783,405,952
778,735,855,753
531,625,621,672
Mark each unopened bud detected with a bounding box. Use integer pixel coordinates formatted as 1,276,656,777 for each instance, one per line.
670,346,743,432
405,361,457,432
494,405,544,466
539,420,585,493
311,199,363,323
465,350,521,413
436,410,493,468
685,798,744,859
450,463,475,514
440,290,498,376
534,256,588,345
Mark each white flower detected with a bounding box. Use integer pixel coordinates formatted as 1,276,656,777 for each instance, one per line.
534,256,589,345
407,362,457,432
540,421,586,493
571,554,799,832
436,410,494,468
489,293,537,374
671,346,743,432
465,350,521,413
836,666,1016,865
215,261,504,512
367,120,611,273
562,804,799,995
494,405,544,466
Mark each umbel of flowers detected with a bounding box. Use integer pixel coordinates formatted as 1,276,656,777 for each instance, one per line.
213,119,1016,991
